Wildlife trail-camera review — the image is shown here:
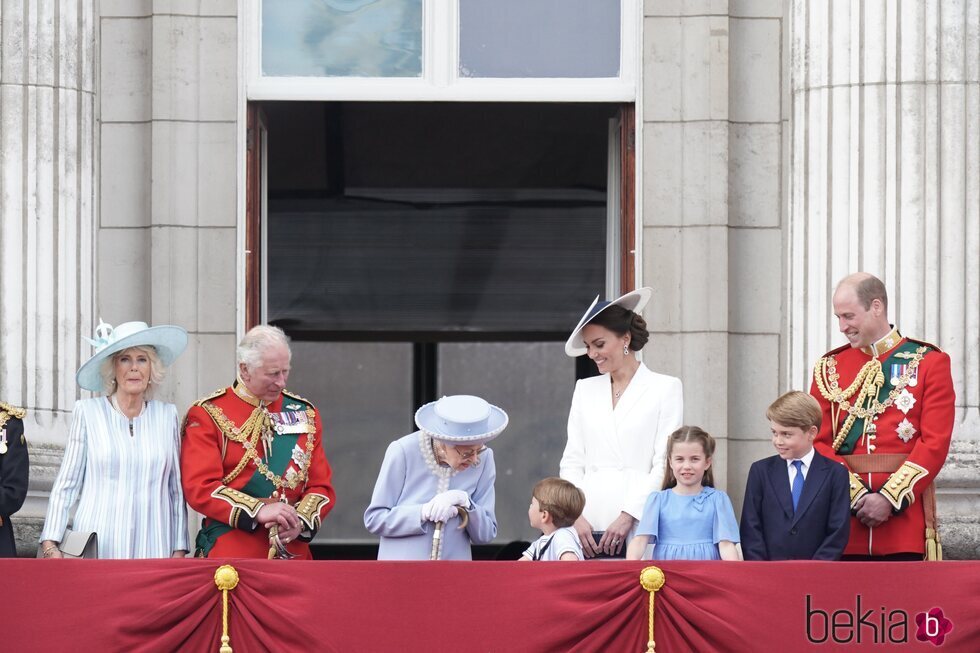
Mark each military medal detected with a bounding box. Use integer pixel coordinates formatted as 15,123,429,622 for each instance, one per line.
269,410,311,434
890,363,905,386
0,428,7,454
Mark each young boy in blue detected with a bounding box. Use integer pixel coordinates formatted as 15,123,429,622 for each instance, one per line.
521,477,585,561
740,391,850,560
626,427,740,561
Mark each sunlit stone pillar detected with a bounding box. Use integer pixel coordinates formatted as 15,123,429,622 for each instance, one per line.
0,0,97,553
788,0,980,557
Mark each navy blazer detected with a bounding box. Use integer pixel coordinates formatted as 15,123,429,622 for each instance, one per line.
739,449,850,561
0,415,29,558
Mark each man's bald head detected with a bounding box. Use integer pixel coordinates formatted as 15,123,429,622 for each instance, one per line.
833,273,891,349
836,272,888,314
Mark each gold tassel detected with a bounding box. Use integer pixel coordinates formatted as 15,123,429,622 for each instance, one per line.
214,565,240,653
639,567,666,653
925,528,942,561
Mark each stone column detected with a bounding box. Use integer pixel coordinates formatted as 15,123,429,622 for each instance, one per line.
0,0,97,553
788,0,980,557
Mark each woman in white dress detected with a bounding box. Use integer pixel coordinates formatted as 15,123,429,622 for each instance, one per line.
40,320,189,559
559,288,683,558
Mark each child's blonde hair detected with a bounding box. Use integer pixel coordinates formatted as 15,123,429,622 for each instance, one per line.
661,426,716,490
766,390,822,431
532,477,585,528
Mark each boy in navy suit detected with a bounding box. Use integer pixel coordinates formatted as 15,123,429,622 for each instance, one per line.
740,391,850,560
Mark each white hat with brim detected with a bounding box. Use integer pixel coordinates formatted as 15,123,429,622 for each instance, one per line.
76,320,188,392
414,395,509,445
564,287,653,357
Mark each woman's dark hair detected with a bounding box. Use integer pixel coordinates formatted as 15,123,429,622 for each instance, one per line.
586,305,650,351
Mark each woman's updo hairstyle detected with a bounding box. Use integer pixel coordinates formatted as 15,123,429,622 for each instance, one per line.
586,305,650,351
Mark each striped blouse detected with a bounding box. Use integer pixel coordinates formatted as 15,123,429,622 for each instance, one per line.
40,397,189,558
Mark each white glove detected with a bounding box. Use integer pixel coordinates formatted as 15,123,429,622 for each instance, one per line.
421,490,470,523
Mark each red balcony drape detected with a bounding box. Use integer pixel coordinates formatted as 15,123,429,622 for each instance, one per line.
4,559,977,652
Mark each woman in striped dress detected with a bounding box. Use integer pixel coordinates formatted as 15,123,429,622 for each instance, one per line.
40,321,189,559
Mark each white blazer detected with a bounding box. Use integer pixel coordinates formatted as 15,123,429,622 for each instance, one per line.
559,364,683,530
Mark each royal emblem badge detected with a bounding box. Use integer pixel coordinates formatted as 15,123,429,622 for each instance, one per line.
896,418,917,443
895,388,916,415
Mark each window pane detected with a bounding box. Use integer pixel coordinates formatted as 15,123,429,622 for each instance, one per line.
438,342,575,545
262,0,423,78
286,342,415,542
458,0,620,78
264,102,614,337
268,201,605,335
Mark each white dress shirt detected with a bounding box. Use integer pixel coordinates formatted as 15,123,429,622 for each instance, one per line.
786,447,816,486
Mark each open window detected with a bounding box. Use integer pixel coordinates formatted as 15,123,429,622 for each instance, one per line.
243,101,635,549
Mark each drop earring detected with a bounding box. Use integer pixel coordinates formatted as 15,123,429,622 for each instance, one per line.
623,345,629,356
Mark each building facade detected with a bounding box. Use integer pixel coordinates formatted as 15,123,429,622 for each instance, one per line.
2,0,978,556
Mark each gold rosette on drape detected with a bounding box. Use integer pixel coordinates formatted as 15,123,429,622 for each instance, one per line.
640,566,666,652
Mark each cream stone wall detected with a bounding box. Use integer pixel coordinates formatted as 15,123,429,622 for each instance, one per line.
1,1,241,554
641,0,788,507
98,0,240,415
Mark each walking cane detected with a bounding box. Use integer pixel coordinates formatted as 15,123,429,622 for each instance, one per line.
429,507,470,560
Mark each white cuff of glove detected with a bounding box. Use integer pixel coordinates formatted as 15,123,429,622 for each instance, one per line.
421,500,458,524
439,489,470,508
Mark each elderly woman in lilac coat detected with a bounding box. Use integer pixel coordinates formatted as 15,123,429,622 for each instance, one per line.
364,395,508,560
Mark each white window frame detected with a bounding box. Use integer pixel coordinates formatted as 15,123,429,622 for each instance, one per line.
245,0,638,102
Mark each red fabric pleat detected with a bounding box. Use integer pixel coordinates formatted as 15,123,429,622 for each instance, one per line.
4,559,978,652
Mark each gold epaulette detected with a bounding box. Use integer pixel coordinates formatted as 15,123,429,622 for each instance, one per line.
282,389,316,416
819,343,852,360
905,338,942,353
282,389,313,405
0,402,26,420
193,387,227,406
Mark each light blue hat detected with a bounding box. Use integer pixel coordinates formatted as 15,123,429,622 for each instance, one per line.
414,395,509,444
76,319,188,392
564,287,653,357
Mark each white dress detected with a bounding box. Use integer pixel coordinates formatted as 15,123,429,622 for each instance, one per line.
560,364,683,530
40,397,189,558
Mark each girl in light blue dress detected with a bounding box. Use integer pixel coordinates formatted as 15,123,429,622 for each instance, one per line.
626,426,739,561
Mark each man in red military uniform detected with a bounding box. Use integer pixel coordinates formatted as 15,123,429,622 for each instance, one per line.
182,325,335,558
810,273,954,560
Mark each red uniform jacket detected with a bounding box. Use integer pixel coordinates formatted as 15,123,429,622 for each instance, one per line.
181,385,335,558
810,330,954,556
